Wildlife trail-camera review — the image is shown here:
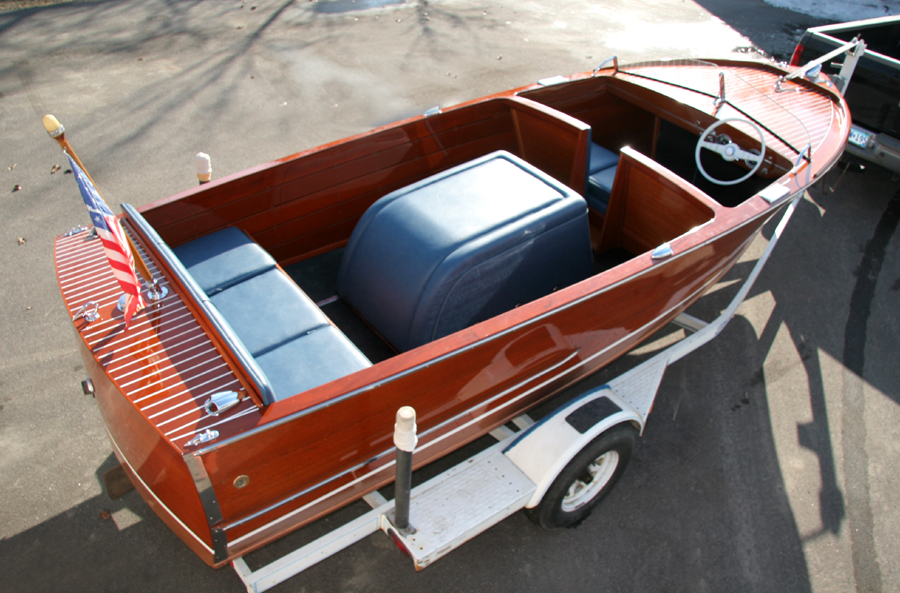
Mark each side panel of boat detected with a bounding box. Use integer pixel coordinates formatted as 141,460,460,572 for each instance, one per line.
517,76,658,157
76,338,214,558
191,211,762,564
140,97,590,267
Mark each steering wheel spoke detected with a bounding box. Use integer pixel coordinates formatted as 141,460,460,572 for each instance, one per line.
695,118,766,186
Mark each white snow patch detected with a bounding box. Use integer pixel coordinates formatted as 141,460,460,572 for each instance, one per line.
604,17,754,58
763,0,900,21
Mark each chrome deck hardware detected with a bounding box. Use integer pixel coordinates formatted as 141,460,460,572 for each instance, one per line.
713,71,726,110
187,429,220,447
72,301,100,323
204,391,243,417
64,225,88,237
651,243,674,261
145,278,168,301
592,55,618,76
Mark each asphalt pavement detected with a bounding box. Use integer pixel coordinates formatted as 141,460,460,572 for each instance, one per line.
0,1,898,592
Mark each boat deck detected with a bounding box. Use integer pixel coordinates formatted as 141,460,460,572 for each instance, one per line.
54,229,261,452
617,63,840,158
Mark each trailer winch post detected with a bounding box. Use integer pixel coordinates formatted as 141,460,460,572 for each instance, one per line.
393,406,417,532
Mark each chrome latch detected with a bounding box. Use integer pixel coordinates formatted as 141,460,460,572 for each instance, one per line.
64,225,88,237
651,243,674,261
204,391,243,417
187,429,219,447
73,301,100,323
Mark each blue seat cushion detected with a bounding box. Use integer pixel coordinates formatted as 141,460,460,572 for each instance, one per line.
255,325,372,401
210,269,328,357
586,166,618,215
588,142,619,173
337,150,593,352
174,227,276,295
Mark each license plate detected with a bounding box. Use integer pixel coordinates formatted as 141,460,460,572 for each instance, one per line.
848,127,871,148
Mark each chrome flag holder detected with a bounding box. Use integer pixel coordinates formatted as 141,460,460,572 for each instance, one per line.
117,278,167,312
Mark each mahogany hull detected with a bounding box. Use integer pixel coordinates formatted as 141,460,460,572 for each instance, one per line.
52,59,850,567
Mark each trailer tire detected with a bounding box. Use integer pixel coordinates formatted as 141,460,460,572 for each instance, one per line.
527,424,636,529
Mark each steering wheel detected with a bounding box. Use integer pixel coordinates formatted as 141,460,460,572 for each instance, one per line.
694,118,766,186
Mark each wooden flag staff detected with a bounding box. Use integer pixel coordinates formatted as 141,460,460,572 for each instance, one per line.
43,114,166,302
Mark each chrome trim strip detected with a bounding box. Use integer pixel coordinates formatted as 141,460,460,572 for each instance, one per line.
183,452,223,527
224,351,578,545
225,350,580,536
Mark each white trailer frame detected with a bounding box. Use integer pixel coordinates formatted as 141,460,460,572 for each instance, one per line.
233,193,804,592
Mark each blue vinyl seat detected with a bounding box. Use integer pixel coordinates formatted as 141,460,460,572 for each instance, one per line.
175,228,371,403
209,269,331,357
173,227,276,295
585,142,620,215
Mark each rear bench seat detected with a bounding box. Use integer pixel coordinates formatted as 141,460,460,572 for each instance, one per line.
172,227,371,403
586,142,619,215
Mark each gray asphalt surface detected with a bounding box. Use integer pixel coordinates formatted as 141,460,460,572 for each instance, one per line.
1,1,898,592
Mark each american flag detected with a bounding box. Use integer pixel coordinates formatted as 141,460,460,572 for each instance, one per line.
67,155,145,327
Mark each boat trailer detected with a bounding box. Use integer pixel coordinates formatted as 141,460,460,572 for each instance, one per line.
233,193,803,592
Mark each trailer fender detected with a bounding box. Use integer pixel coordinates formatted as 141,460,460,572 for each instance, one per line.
504,386,642,509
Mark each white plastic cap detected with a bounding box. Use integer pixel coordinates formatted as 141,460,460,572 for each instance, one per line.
195,152,212,182
393,406,418,452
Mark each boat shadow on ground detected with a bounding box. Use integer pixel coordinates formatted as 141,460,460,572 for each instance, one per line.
266,311,813,592
0,454,236,592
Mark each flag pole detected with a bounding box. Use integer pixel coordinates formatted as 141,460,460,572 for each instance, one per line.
42,115,96,187
43,114,165,303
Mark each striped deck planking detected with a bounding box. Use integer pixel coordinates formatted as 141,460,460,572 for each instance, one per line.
54,228,260,452
619,63,840,161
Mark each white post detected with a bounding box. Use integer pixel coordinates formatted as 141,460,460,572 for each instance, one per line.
393,406,417,532
196,152,212,184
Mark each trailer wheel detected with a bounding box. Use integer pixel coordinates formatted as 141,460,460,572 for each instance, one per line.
527,424,636,529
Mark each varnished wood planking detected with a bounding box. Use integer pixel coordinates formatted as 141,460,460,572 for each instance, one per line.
142,98,592,265
54,61,851,566
598,147,717,254
54,231,261,449
204,213,763,559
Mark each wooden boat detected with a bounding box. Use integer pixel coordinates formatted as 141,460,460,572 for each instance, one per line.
52,58,849,568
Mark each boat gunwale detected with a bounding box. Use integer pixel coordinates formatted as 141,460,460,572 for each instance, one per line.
114,60,850,456
188,180,803,458
217,229,759,543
